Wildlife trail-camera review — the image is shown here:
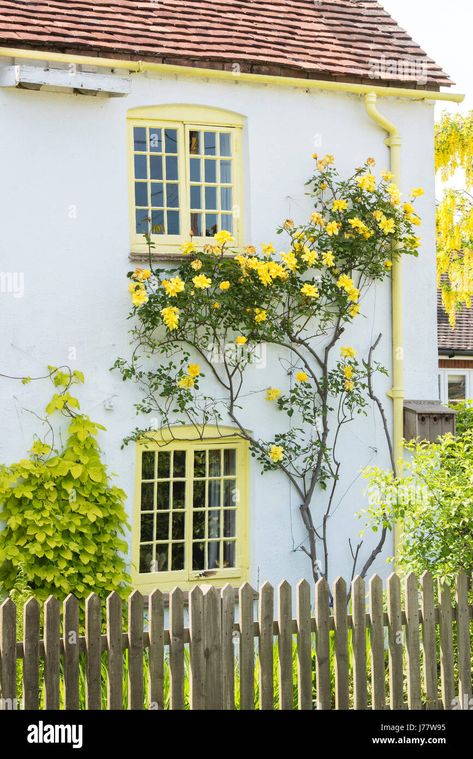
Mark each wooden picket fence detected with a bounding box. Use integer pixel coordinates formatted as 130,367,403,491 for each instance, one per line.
0,571,472,710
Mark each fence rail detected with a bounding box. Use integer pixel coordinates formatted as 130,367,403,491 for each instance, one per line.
0,572,472,710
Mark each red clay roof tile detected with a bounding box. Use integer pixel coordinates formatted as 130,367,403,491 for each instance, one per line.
0,0,452,88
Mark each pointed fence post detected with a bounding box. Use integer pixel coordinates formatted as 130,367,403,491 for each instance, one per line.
405,573,421,710
169,588,184,710
86,593,102,710
333,577,349,711
352,576,367,711
297,580,312,711
106,592,123,710
44,596,60,710
203,586,222,710
63,594,80,711
189,586,205,710
455,572,472,710
0,598,16,710
23,597,40,710
420,571,438,710
221,585,235,711
315,578,331,710
369,575,385,711
387,574,404,710
148,589,164,711
128,590,144,710
239,583,255,710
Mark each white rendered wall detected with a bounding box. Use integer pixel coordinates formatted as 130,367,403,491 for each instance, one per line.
0,67,438,586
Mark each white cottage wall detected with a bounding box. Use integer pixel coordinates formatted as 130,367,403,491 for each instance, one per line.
0,68,438,586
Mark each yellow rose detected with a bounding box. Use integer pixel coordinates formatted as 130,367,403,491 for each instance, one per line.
187,364,201,378
269,445,284,463
180,241,196,255
235,336,247,345
411,188,424,198
132,287,148,307
310,212,325,227
356,173,376,192
281,251,298,271
162,277,185,297
192,274,212,289
295,371,309,383
262,244,275,257
214,230,234,246
245,246,257,255
161,306,180,331
349,304,361,318
178,376,195,389
332,199,348,212
344,380,355,392
326,221,341,237
300,283,319,299
254,308,268,323
219,280,231,291
266,387,282,401
191,259,203,270
379,217,395,235
384,260,393,269
381,170,394,182
132,268,151,281
322,251,335,267
343,365,354,379
341,346,357,358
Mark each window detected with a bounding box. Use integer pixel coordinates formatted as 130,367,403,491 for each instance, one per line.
132,428,249,592
447,373,467,402
128,105,244,256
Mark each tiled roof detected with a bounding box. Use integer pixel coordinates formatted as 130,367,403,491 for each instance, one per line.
438,291,473,353
0,0,452,88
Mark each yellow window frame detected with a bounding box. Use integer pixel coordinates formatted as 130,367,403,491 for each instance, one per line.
127,105,245,258
131,426,250,593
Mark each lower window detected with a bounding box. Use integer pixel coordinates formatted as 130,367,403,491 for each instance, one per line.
132,432,249,592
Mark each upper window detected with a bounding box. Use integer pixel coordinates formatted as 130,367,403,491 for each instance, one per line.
128,105,244,256
132,428,249,592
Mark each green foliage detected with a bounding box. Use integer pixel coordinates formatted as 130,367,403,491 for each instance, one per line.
449,399,473,435
362,431,473,581
0,369,130,602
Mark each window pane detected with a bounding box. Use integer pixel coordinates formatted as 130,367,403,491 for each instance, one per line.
150,182,164,208
224,449,236,476
166,156,178,181
149,128,162,153
221,187,232,211
220,133,232,157
150,156,163,180
174,450,186,477
171,543,185,570
193,511,205,539
140,514,154,542
156,545,168,572
141,482,154,510
205,186,217,210
167,211,180,235
209,450,221,476
151,210,165,235
158,451,171,479
191,213,202,236
224,510,236,538
208,510,220,539
190,158,201,182
139,545,153,573
223,542,235,568
142,451,155,479
204,132,217,156
157,481,170,510
221,214,233,233
134,127,147,152
205,214,218,236
194,451,206,477
448,375,466,401
190,185,201,209
193,479,205,508
205,159,217,183
223,479,237,508
134,154,148,179
208,542,220,569
193,542,205,570
135,182,148,207
220,160,232,183
166,184,179,208
136,210,149,234
155,512,169,540
172,511,185,540
173,481,185,509
165,129,178,154
189,130,201,155
208,480,221,509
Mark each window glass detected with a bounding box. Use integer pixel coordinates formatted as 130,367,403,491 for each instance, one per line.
447,374,466,401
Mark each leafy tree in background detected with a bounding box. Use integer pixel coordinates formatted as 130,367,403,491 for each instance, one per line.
436,111,473,326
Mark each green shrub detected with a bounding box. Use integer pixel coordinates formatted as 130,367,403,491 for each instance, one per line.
0,369,130,602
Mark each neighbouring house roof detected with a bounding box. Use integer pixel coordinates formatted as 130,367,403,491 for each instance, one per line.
0,0,452,88
438,291,473,354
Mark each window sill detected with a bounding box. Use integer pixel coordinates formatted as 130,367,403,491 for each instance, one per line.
129,249,241,264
